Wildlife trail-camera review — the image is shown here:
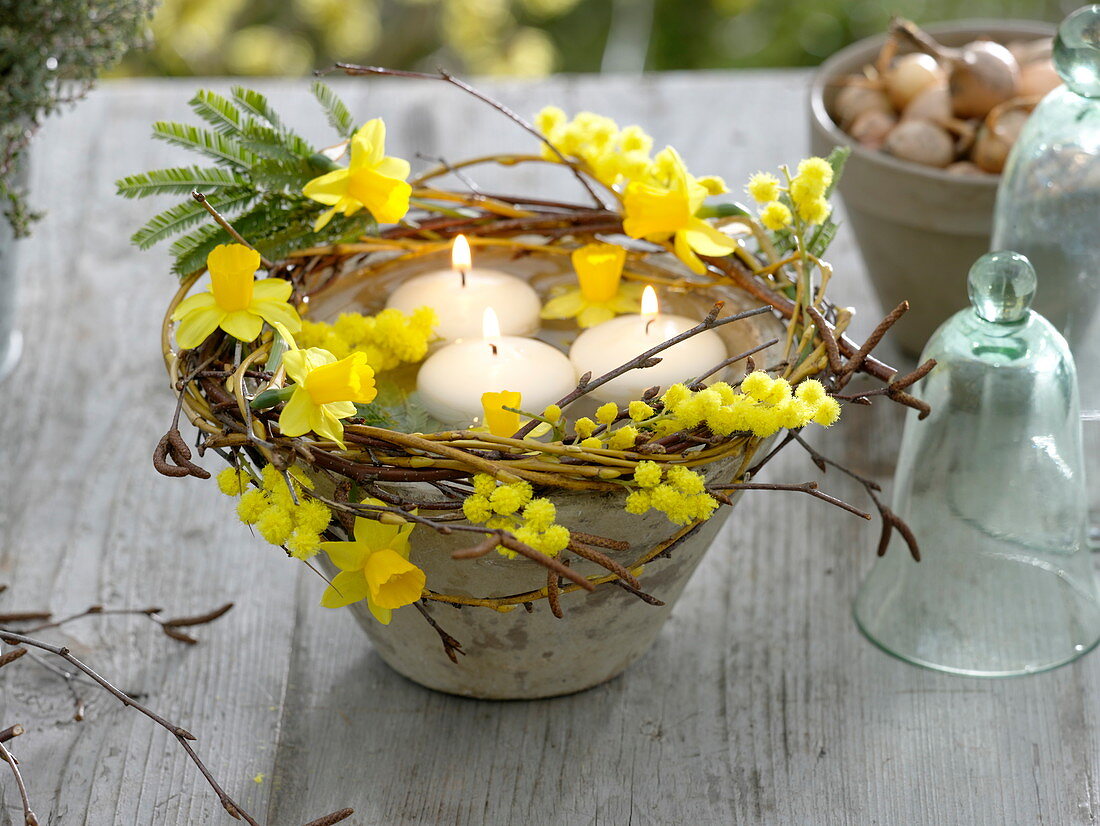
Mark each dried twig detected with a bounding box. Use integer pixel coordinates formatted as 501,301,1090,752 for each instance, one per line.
0,738,38,826
325,63,609,209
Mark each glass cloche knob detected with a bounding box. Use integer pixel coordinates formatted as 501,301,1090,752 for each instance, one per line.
966,250,1036,323
1053,4,1100,99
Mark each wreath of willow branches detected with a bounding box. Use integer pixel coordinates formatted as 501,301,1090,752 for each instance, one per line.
129,67,931,652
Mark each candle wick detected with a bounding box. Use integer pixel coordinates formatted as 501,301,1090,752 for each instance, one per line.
460,268,467,288
645,317,655,335
490,342,498,356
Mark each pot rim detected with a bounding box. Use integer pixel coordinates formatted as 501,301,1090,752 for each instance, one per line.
808,18,1058,188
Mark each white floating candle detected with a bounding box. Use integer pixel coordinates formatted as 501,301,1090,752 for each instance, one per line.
417,308,576,427
569,286,727,406
386,235,541,341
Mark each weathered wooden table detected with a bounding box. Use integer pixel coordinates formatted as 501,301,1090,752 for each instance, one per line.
2,72,1098,825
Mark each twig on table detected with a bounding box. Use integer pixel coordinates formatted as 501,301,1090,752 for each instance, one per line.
0,737,38,826
325,63,609,209
0,725,23,744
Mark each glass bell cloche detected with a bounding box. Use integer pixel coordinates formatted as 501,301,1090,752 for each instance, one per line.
992,4,1100,351
853,251,1100,676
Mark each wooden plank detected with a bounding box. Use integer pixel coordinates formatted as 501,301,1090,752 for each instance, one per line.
1,72,1098,825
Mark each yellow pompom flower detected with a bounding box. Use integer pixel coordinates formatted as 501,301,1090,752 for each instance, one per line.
287,531,321,560
624,490,652,514
662,383,691,411
740,371,774,400
279,348,377,448
634,460,663,488
813,396,842,426
793,157,833,195
541,243,642,328
796,197,832,226
216,466,250,496
257,506,294,546
595,402,619,425
490,482,532,516
580,437,603,449
237,489,268,524
628,400,655,421
296,499,332,534
535,105,567,136
795,379,827,405
608,426,638,450
462,494,493,523
171,244,302,349
472,474,496,497
522,498,556,530
622,147,738,275
481,390,522,438
759,201,793,231
303,118,412,231
574,417,597,439
542,404,563,424
746,172,781,203
320,504,425,623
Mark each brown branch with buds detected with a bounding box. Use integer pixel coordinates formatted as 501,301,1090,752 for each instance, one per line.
0,591,353,825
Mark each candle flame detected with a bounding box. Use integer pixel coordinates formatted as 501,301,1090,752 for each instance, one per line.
641,285,659,319
482,306,501,341
452,234,472,273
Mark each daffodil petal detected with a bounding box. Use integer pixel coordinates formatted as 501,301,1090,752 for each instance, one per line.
171,291,218,321
302,169,349,206
320,570,371,609
175,306,226,349
366,597,392,625
577,304,616,328
320,540,370,573
313,205,339,232
252,299,302,335
540,290,586,320
674,231,707,275
251,278,293,302
278,388,315,437
375,156,410,180
350,119,386,168
283,348,337,385
683,219,738,256
311,404,348,447
219,310,264,343
353,516,404,549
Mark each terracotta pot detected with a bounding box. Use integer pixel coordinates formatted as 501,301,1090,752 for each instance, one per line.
809,20,1055,357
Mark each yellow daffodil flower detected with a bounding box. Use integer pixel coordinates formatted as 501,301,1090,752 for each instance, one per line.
622,147,737,274
540,242,643,328
481,390,522,437
279,348,377,447
302,118,412,231
171,244,301,348
320,505,425,623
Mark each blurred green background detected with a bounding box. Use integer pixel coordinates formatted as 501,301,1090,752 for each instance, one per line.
118,0,1073,77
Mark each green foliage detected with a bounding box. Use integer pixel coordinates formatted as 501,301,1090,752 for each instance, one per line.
118,83,374,276
0,0,154,237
